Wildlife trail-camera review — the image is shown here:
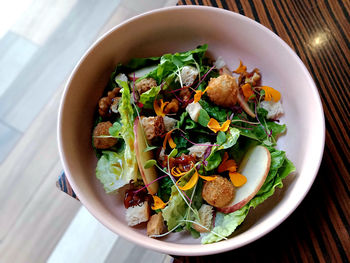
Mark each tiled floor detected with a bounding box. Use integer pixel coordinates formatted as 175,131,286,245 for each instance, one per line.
0,0,177,262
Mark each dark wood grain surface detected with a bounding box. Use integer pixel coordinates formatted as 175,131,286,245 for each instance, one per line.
174,0,350,262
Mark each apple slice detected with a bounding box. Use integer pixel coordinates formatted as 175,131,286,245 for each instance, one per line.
218,145,271,214
237,93,256,118
128,65,158,80
134,117,158,195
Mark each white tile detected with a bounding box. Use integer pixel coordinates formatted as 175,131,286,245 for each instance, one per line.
0,32,38,97
47,206,119,263
0,121,22,163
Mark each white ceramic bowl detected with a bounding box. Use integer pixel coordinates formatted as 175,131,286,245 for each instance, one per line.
58,6,325,256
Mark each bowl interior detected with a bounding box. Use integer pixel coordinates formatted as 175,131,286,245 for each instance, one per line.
58,6,324,256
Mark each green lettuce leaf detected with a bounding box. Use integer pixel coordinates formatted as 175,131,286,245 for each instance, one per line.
205,128,240,171
139,86,160,109
199,100,231,122
202,148,296,244
96,151,127,193
162,185,187,230
96,80,139,193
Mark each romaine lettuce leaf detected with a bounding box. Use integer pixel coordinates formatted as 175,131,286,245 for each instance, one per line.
95,80,138,193
96,151,126,193
162,185,187,230
139,85,161,109
202,148,296,244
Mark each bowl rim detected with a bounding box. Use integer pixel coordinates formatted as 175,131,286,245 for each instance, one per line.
57,5,325,256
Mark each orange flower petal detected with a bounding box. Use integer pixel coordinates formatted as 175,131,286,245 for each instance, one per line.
261,86,281,102
154,99,169,116
151,195,167,210
162,130,176,149
233,60,247,74
178,171,199,191
198,174,217,181
242,83,254,101
168,135,176,149
218,159,237,173
220,120,231,132
229,172,247,187
207,118,222,133
194,90,202,103
171,167,187,177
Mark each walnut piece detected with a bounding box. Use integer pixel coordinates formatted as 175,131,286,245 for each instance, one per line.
98,87,120,117
163,98,179,114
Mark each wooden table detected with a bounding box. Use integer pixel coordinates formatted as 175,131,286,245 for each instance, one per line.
58,1,349,262
174,1,350,262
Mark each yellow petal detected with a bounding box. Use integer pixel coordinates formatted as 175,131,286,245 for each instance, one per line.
261,86,281,102
229,172,247,187
171,167,187,177
233,60,247,74
168,135,176,149
163,130,176,149
154,99,169,116
207,118,221,133
220,120,231,132
178,171,199,191
198,174,217,181
151,195,167,210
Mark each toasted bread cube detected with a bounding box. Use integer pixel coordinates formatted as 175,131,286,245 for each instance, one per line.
125,202,150,226
193,204,214,233
147,212,165,237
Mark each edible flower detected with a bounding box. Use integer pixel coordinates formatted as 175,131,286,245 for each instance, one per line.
261,86,281,102
163,130,176,149
154,99,169,116
151,195,167,210
194,86,210,103
171,167,188,177
229,172,247,187
218,153,247,187
177,169,217,191
233,60,247,74
207,118,231,133
241,83,254,101
218,152,237,173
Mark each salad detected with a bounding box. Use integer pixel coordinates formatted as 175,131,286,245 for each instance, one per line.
92,44,295,244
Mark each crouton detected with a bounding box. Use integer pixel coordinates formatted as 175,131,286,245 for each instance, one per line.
93,121,118,149
193,204,214,233
186,102,202,122
125,202,150,226
147,212,165,237
202,176,235,208
178,66,199,86
141,116,165,140
135,78,157,95
163,116,177,132
188,143,210,160
260,100,284,119
206,74,239,108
